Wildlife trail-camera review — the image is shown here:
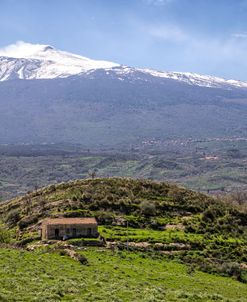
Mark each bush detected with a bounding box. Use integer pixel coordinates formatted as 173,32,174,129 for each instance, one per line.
96,212,114,224
0,227,11,243
15,236,40,247
63,210,92,218
58,249,88,265
5,209,21,227
140,201,156,217
220,262,247,282
202,205,223,222
18,215,39,230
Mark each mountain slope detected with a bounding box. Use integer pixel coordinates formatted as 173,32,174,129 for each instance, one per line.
0,42,247,146
1,41,247,89
0,70,247,146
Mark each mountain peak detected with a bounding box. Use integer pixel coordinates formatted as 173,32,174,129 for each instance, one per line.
0,41,56,59
0,41,120,80
0,41,119,66
0,41,247,89
43,45,55,52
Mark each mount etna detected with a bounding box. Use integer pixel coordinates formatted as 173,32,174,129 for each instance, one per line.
0,41,247,147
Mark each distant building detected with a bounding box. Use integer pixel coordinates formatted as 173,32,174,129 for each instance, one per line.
41,217,98,240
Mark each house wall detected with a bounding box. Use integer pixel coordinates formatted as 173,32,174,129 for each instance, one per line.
42,223,98,240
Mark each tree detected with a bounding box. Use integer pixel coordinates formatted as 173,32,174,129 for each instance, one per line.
5,209,21,227
0,227,11,243
140,201,156,217
88,169,97,179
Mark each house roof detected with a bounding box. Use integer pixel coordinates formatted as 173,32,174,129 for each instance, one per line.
42,217,97,226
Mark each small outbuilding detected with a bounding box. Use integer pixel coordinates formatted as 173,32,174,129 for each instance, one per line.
41,217,98,240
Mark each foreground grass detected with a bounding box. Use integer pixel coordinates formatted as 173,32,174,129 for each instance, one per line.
0,247,246,302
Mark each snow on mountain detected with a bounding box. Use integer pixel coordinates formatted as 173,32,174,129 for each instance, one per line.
109,66,247,89
0,41,120,80
0,41,247,90
141,69,247,89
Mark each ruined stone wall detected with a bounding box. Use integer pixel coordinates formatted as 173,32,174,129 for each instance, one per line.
43,223,98,240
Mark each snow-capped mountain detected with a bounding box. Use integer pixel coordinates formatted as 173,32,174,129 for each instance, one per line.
0,41,247,147
0,41,120,81
1,41,247,89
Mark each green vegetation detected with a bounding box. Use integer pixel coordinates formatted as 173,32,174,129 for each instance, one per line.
0,225,12,244
1,178,246,276
0,177,246,300
99,225,204,244
0,247,247,302
2,140,247,201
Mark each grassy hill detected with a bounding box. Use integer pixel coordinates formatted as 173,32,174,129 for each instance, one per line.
0,177,247,301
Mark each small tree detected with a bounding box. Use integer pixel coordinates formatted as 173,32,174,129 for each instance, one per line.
5,209,21,227
88,169,97,179
0,227,11,243
140,201,156,217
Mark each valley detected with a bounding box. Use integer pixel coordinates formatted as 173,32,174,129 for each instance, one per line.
1,140,247,201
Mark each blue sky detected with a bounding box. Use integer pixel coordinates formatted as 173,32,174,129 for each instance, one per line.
1,0,247,80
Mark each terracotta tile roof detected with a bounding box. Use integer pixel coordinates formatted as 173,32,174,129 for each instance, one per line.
42,217,97,225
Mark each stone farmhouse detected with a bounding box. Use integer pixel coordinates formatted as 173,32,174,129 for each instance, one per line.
41,217,98,240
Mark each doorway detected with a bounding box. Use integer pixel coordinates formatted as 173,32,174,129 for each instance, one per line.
55,228,59,239
72,228,77,237
87,228,92,236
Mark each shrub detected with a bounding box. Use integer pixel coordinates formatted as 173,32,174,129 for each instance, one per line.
18,215,39,230
63,209,92,218
202,205,223,222
220,262,247,282
96,212,114,224
140,201,156,217
58,249,88,265
5,209,21,227
0,227,11,243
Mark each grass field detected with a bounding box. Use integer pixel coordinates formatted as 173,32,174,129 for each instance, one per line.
0,247,247,302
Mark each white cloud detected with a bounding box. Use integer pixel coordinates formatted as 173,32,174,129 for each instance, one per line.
134,18,247,79
0,41,47,58
144,0,175,6
140,20,247,58
143,23,188,42
231,32,247,39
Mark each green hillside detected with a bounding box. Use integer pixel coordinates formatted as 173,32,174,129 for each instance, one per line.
0,178,246,301
1,247,247,302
